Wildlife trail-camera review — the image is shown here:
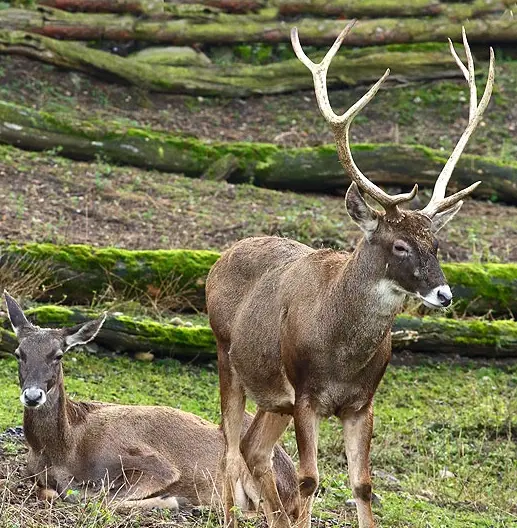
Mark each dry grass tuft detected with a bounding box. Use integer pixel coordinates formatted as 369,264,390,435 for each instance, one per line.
0,255,59,304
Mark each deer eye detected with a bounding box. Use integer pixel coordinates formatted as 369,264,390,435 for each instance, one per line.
393,240,410,258
14,348,20,359
54,351,64,361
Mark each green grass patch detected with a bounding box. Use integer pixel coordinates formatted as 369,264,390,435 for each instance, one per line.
0,352,515,526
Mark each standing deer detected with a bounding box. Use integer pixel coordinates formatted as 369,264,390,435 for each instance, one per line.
5,292,300,517
206,23,494,528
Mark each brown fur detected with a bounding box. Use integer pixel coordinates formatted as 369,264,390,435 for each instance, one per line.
210,23,490,528
4,293,301,517
206,211,450,528
23,375,300,515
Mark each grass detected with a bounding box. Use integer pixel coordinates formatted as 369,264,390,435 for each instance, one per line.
0,254,58,301
0,352,515,527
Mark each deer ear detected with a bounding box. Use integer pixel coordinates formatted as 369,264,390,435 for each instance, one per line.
345,182,379,240
431,201,463,234
4,291,32,337
64,314,106,351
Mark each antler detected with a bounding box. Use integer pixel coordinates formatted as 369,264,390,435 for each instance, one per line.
291,20,418,216
420,27,495,218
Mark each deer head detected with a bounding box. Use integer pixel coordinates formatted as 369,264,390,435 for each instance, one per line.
292,22,494,309
4,292,106,409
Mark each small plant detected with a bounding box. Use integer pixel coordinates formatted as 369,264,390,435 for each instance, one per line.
0,255,59,302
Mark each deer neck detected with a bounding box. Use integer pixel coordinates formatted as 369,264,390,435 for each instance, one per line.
23,370,73,455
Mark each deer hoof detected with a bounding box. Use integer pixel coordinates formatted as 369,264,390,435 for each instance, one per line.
298,476,318,496
38,487,60,502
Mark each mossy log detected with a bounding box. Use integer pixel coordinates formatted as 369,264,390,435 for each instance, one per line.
0,306,217,360
1,100,516,204
1,7,517,45
1,243,517,317
440,263,517,317
274,0,516,19
0,307,516,358
0,243,220,308
164,0,266,14
390,316,517,357
37,0,164,15
0,32,460,96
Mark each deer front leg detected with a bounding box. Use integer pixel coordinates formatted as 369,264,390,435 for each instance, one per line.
32,465,75,503
294,398,320,528
341,402,375,528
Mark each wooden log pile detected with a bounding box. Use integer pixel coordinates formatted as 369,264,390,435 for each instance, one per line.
0,0,514,96
1,6,516,46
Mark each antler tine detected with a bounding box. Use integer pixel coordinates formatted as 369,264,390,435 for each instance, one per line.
291,21,356,124
421,32,495,218
462,27,478,121
292,24,418,212
448,38,468,81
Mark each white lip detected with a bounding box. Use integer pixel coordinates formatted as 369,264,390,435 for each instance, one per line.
419,296,443,309
20,388,47,409
417,284,452,310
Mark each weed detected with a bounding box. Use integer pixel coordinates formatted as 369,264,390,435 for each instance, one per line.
0,255,59,302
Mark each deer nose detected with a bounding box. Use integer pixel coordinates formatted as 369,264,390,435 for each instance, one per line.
436,286,453,307
21,387,46,408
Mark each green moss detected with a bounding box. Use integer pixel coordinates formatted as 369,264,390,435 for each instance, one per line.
25,305,76,325
3,243,517,315
115,314,215,348
1,243,221,306
395,315,517,356
442,263,517,315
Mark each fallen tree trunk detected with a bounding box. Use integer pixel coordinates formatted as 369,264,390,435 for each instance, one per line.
0,243,220,308
255,144,517,202
164,0,266,14
1,244,516,317
0,306,217,360
390,316,517,357
274,0,516,19
1,7,516,45
0,32,460,96
1,100,516,204
1,307,515,358
37,0,164,15
38,1,266,16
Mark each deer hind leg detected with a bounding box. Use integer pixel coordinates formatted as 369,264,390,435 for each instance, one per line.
96,449,183,510
218,342,251,528
341,403,375,528
240,409,292,528
294,398,320,528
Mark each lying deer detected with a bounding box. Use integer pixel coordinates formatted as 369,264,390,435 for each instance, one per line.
206,23,494,528
4,292,300,517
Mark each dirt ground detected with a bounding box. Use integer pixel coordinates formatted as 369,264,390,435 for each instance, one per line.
0,145,515,261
